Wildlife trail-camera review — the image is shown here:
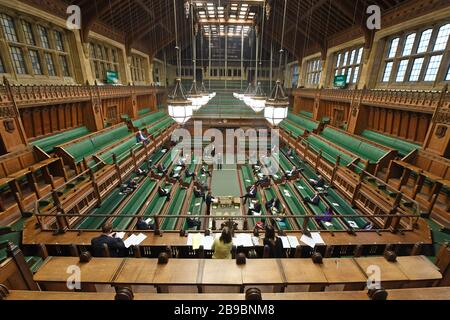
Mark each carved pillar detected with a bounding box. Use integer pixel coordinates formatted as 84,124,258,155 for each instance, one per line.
85,82,105,132
423,85,449,157
0,77,28,152
130,85,138,119
346,87,368,135
312,88,322,121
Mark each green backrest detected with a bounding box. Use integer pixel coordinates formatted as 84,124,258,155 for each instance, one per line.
65,139,96,161
287,113,319,132
138,108,151,117
132,111,166,129
299,111,313,119
32,127,90,153
361,130,420,157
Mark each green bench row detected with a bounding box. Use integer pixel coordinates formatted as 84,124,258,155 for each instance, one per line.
132,111,166,130
321,127,389,164
32,126,90,153
361,130,420,157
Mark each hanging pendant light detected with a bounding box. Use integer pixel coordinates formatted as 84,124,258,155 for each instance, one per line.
235,82,254,101
168,78,193,124
264,80,288,126
265,0,289,126
247,82,266,113
200,81,215,100
168,0,192,124
187,80,208,111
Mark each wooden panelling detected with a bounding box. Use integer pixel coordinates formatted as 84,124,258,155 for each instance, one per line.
367,106,431,144
101,97,131,125
19,103,86,140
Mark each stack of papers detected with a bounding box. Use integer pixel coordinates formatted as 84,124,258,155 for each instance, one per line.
279,236,300,249
300,232,325,249
124,233,147,248
233,234,254,247
115,232,126,239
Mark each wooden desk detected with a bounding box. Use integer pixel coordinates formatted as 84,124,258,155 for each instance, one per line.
153,259,200,293
113,258,159,285
280,259,328,291
33,257,124,291
241,259,284,286
201,259,243,286
320,258,366,290
396,256,442,287
355,257,408,289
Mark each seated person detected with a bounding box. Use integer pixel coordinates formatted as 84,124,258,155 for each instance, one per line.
91,222,127,257
252,160,262,173
255,175,270,187
286,148,294,157
136,217,154,230
193,185,205,200
284,166,299,179
266,198,282,213
120,178,138,194
310,175,325,188
177,157,187,167
255,218,267,230
156,164,167,175
135,130,149,145
186,217,201,230
316,207,333,223
241,184,257,202
185,170,196,178
263,225,283,258
304,191,321,205
211,227,233,259
158,186,170,200
248,200,262,216
136,168,147,176
275,209,287,222
200,165,211,177
363,222,374,231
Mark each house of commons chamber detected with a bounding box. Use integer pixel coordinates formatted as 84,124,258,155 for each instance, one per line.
0,0,449,305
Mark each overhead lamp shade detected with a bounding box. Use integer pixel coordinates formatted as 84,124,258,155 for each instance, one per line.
264,80,289,126
167,78,193,124
187,80,209,111
234,83,253,101
248,82,267,113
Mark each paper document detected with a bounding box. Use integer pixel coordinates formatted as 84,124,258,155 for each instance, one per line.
123,233,147,248
115,232,125,239
348,221,358,228
311,232,325,245
192,233,205,250
279,236,290,249
251,236,260,246
203,236,214,250
300,234,316,248
145,218,153,224
287,236,300,248
237,234,253,247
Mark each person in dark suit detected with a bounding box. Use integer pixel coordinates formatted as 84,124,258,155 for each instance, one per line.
284,166,298,179
185,170,196,178
304,191,321,205
158,186,171,201
255,175,269,187
200,165,211,177
310,175,325,188
91,222,127,257
193,185,205,200
187,217,201,230
248,200,262,215
241,184,257,202
157,164,167,175
205,192,215,215
263,225,283,258
136,217,154,230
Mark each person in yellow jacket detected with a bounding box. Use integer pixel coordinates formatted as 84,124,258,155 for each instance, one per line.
211,227,233,259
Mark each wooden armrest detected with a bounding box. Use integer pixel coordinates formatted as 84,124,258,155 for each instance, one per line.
8,168,31,180
0,177,14,186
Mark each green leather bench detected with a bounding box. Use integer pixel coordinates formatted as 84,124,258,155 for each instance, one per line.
294,179,345,231
306,135,354,166
112,178,158,230
264,188,292,231
137,108,151,117
132,111,166,130
64,125,130,164
278,184,317,231
98,137,142,164
287,113,319,132
361,130,420,157
280,121,304,138
182,158,197,185
283,147,370,229
299,111,313,119
184,194,204,230
32,127,90,153
142,183,172,220
161,188,187,230
321,128,389,164
241,165,266,225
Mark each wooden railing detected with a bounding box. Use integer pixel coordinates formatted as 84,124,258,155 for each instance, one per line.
292,87,449,113
0,80,167,108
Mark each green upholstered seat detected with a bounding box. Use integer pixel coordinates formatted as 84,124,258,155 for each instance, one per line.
132,111,166,130
64,125,130,164
184,194,204,230
278,184,317,231
361,130,420,157
287,113,319,132
161,188,187,230
299,111,313,119
31,126,90,153
321,128,388,163
137,108,151,117
306,135,354,165
264,188,292,231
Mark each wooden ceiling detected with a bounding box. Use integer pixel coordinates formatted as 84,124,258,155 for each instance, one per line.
24,0,438,60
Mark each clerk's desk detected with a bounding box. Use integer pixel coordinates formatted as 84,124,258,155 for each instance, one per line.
33,256,442,293
5,287,450,300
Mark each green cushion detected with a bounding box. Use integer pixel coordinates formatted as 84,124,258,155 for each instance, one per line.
361,130,420,157
287,113,319,132
32,127,90,153
132,111,166,130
